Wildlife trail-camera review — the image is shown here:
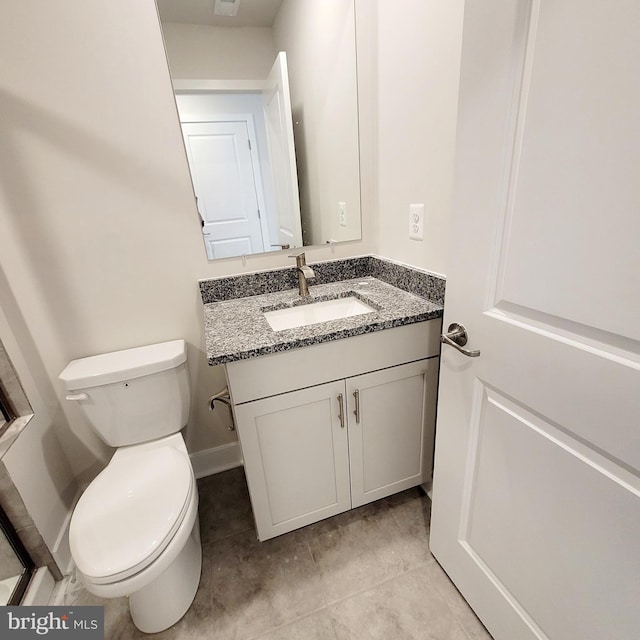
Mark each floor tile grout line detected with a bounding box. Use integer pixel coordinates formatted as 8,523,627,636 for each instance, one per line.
321,556,436,609
301,535,332,609
201,523,256,547
323,560,477,640
204,525,332,640
299,498,437,611
243,605,332,640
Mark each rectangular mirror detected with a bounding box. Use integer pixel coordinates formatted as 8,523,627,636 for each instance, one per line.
156,0,362,260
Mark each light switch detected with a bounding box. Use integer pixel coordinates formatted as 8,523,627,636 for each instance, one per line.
339,202,347,227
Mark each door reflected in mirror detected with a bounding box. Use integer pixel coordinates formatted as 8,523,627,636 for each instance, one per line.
177,53,302,259
156,0,362,260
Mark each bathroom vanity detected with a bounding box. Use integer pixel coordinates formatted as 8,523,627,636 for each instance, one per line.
201,257,444,541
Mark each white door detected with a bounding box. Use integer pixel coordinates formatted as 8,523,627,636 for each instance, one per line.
346,359,439,508
262,52,303,249
181,119,266,259
430,2,640,640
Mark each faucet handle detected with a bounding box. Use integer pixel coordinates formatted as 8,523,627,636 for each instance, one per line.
288,250,307,268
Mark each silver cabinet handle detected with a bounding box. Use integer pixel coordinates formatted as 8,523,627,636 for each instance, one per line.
441,323,481,358
353,389,360,424
337,393,345,428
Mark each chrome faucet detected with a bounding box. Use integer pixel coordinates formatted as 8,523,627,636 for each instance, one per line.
289,251,315,297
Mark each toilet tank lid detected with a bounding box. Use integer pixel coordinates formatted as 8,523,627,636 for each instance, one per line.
59,340,187,390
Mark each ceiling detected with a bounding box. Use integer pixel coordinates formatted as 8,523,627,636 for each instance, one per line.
156,0,284,27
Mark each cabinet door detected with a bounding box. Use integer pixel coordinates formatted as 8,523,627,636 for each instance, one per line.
347,358,439,508
234,380,350,540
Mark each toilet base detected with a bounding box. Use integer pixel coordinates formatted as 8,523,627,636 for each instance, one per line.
130,517,202,634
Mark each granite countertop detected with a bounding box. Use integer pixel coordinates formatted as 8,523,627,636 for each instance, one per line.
203,276,443,366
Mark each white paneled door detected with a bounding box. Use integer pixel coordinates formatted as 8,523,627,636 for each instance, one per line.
430,2,640,640
181,118,268,259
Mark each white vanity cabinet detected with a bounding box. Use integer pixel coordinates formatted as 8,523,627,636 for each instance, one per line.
346,359,439,508
233,380,351,539
226,320,442,541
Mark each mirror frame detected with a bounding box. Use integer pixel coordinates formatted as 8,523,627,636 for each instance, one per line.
0,505,34,605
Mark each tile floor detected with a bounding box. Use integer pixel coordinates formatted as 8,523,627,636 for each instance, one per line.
64,468,493,640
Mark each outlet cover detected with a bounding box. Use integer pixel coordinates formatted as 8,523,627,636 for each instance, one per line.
409,204,424,240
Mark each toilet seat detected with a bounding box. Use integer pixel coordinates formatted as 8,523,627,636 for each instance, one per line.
69,445,193,585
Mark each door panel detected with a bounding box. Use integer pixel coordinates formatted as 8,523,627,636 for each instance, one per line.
234,381,350,541
460,384,639,640
430,1,640,639
347,359,439,508
495,0,640,340
181,119,265,258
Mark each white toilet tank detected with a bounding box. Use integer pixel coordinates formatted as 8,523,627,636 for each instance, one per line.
59,340,191,447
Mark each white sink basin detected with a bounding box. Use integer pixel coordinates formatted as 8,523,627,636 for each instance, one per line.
264,296,376,332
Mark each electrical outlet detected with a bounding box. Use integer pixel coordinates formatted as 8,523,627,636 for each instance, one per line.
338,202,347,227
409,204,424,240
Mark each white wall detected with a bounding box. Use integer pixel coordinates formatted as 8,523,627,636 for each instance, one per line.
0,0,375,504
274,0,362,245
376,0,464,276
161,23,276,80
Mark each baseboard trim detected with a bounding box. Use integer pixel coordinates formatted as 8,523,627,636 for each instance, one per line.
190,441,243,479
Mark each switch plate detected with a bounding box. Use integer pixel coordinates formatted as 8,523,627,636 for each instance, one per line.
409,204,424,240
338,202,347,227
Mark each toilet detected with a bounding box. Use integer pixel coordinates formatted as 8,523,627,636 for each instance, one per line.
59,340,201,634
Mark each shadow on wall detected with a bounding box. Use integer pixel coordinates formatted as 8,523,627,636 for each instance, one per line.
0,87,239,464
0,263,103,486
0,89,197,360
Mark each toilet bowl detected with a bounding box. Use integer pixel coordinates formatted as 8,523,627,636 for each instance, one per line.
69,435,201,633
60,340,202,633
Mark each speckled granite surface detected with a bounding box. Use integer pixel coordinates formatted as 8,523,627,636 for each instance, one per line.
199,256,445,306
203,275,444,366
369,257,445,305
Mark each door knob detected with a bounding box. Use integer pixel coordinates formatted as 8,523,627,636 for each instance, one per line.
441,323,481,358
